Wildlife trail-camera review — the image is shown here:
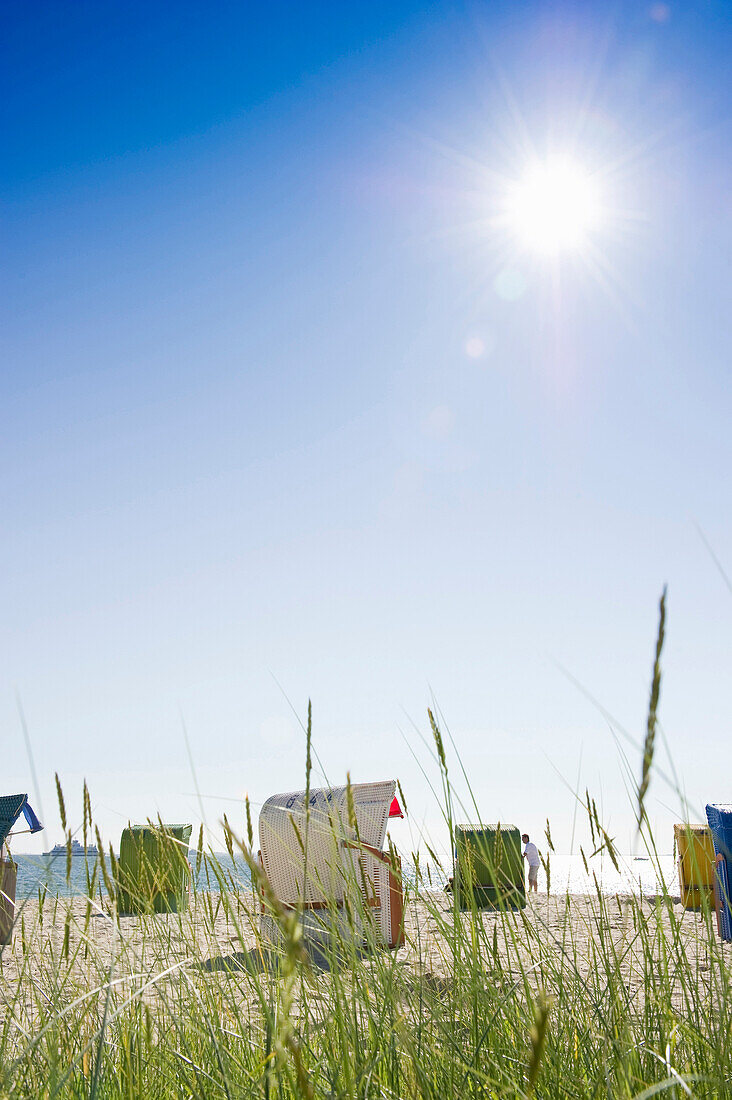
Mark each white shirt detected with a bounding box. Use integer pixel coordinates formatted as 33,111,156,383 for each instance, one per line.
523,842,540,867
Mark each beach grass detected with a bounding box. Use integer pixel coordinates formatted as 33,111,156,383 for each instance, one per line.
1,762,730,1099
2,600,730,1097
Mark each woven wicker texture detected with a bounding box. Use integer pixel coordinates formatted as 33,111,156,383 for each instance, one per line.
259,780,396,947
0,795,28,849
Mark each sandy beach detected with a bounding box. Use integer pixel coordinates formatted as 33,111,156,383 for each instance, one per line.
2,887,726,1033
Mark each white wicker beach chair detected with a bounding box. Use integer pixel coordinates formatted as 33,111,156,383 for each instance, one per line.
258,780,404,950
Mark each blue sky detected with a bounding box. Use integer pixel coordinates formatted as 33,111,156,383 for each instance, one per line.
3,1,730,858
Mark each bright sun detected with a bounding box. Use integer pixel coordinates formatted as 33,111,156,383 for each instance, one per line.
505,157,602,255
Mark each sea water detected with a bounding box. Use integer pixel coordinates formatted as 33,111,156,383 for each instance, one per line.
11,851,679,901
11,852,253,900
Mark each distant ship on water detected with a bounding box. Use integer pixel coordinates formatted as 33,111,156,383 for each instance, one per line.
43,839,98,856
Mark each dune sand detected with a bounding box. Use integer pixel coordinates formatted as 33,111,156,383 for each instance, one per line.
1,887,726,1036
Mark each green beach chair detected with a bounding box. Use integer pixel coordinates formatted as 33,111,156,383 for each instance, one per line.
115,824,192,915
453,824,526,910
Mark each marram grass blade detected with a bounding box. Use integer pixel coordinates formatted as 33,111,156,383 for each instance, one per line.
638,586,667,829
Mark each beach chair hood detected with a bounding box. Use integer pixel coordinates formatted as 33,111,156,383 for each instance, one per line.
0,794,43,849
259,781,396,890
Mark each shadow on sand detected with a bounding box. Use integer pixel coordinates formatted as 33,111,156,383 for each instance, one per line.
198,939,367,975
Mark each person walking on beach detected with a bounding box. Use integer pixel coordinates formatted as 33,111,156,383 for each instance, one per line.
522,833,540,893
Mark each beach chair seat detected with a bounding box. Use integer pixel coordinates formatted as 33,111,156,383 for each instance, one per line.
115,824,192,915
258,780,405,950
0,859,17,947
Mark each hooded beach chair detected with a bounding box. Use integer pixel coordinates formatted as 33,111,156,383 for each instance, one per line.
705,804,732,942
258,780,405,950
1,794,43,946
452,824,526,910
674,823,715,910
115,823,193,915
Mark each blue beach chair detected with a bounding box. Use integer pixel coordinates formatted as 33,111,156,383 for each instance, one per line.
705,803,732,942
1,793,42,947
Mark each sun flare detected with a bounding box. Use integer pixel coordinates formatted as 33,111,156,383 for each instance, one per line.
505,157,602,255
